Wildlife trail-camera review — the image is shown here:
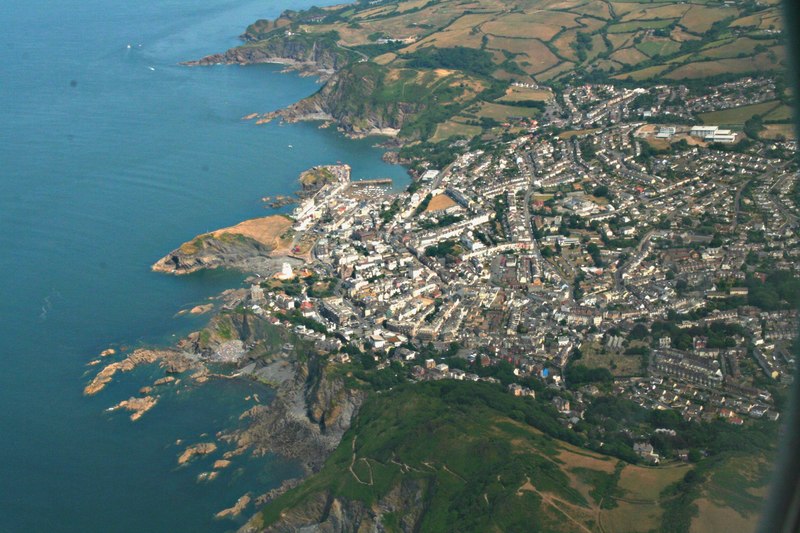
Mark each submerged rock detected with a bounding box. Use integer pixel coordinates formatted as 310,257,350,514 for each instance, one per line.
197,471,219,483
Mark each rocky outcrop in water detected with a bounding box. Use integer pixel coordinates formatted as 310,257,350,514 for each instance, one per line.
216,493,252,520
84,349,189,395
178,442,218,465
108,395,158,421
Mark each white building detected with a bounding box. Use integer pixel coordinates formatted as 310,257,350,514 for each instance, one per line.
690,125,737,143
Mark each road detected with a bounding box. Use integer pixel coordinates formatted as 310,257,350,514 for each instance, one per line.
731,178,751,232
614,228,654,291
767,164,798,229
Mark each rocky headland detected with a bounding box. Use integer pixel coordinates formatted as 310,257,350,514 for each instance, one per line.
251,62,406,138
152,215,298,275
183,27,414,139
182,31,351,80
222,357,364,475
85,274,365,524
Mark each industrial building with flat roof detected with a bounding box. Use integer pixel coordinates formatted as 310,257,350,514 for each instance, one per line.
690,125,737,143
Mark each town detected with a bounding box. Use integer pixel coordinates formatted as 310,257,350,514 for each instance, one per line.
237,76,797,465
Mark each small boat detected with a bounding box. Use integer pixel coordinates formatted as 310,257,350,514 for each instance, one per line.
148,66,155,71
288,144,293,148
126,44,131,49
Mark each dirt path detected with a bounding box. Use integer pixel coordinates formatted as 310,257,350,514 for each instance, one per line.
390,457,424,474
348,436,373,486
442,464,466,482
518,476,594,533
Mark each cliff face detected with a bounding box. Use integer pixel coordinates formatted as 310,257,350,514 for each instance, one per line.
152,215,294,275
152,234,273,275
237,358,365,474
249,478,428,533
183,306,364,475
265,63,417,138
183,32,352,75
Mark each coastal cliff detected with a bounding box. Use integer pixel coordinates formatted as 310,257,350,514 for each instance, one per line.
180,294,366,471
243,479,427,533
250,60,486,139
233,357,365,474
183,31,353,78
259,62,407,138
185,30,410,137
152,215,295,275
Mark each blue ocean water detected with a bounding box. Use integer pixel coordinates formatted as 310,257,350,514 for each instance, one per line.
0,1,406,531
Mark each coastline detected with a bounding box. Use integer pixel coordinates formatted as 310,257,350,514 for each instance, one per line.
85,265,367,520
85,163,382,524
83,3,415,526
2,0,419,530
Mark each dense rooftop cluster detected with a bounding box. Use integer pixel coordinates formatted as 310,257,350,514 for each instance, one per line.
234,76,797,464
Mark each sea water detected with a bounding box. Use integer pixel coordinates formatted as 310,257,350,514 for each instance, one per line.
0,0,407,531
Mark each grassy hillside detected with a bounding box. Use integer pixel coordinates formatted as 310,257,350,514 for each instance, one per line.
233,0,786,140
318,60,492,138
250,381,772,532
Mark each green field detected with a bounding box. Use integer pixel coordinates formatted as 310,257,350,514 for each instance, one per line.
699,100,782,126
613,64,669,81
636,39,681,57
761,123,796,140
690,454,772,533
608,19,675,34
472,101,542,121
498,85,554,102
764,104,794,122
579,340,645,376
431,120,482,142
